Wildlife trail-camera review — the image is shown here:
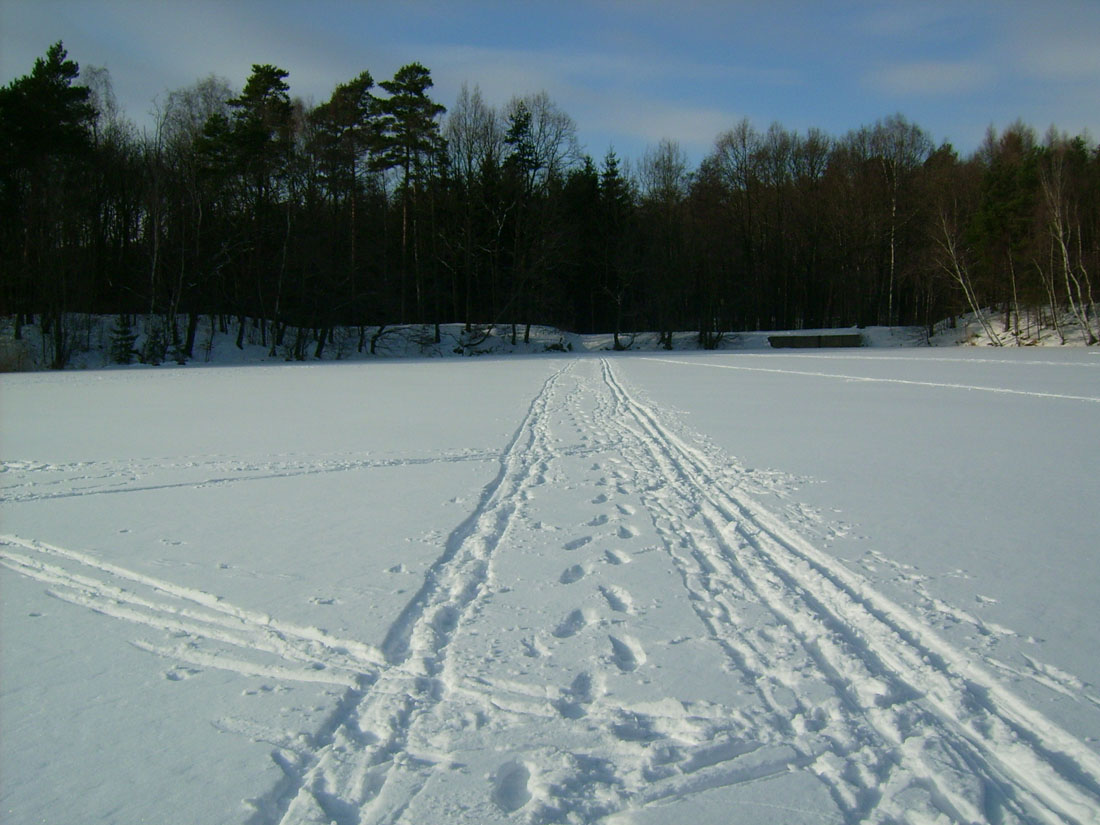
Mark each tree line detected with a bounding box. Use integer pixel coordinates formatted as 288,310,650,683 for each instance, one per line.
2,43,1097,367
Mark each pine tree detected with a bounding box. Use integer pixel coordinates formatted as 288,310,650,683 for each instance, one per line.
375,63,446,323
140,319,168,365
0,42,96,368
600,149,636,349
109,314,137,364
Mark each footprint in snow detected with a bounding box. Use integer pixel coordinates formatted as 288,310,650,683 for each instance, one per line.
617,525,638,539
553,609,590,638
554,671,602,719
568,671,599,702
559,564,587,584
521,636,547,658
491,761,532,813
604,549,631,565
587,514,609,527
609,634,646,672
591,493,609,504
564,536,592,551
600,585,634,614
165,667,200,682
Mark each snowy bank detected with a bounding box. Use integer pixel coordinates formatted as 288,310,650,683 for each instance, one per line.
2,308,1094,373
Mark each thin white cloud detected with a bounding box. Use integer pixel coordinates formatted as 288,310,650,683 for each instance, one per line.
868,60,995,96
854,3,962,38
419,43,765,159
422,42,798,105
583,98,738,155
1018,31,1100,82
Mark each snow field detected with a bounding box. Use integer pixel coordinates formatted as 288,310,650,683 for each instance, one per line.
2,351,1099,824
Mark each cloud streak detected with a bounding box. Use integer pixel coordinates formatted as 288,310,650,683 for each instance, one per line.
868,60,995,97
2,0,1097,159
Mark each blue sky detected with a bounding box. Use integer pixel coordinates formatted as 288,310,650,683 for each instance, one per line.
2,0,1098,165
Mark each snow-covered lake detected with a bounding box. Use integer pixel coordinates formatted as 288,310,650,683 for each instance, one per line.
2,349,1098,824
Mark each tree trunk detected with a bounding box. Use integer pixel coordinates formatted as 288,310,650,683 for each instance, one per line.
183,312,199,359
370,324,387,355
936,209,1000,345
314,326,329,359
50,311,68,369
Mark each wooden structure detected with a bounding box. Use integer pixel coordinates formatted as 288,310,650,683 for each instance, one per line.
768,333,864,348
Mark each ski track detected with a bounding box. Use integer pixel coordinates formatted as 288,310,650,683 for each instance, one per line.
0,534,385,687
640,356,1100,403
689,352,1100,369
3,356,1099,824
597,358,1100,824
0,449,502,504
255,361,579,824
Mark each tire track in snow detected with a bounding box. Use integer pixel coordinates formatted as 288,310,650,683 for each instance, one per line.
260,362,573,825
600,358,1100,824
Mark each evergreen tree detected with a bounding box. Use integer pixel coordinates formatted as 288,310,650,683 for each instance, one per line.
376,63,446,323
228,64,295,344
109,314,137,364
0,42,96,367
599,149,636,348
228,64,293,199
562,157,602,331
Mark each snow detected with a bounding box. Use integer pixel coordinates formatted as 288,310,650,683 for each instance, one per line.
2,348,1099,824
2,305,1090,376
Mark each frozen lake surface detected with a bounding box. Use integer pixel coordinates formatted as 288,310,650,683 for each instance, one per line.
3,349,1099,824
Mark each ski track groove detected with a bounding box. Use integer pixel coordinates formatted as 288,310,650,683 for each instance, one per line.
598,357,1100,824
639,356,1100,403
4,356,1098,824
0,450,505,504
260,361,575,824
0,534,383,685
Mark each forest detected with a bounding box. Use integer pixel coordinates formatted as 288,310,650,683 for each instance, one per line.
2,42,1098,368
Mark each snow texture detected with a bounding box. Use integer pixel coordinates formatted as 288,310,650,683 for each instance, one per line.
2,349,1099,824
